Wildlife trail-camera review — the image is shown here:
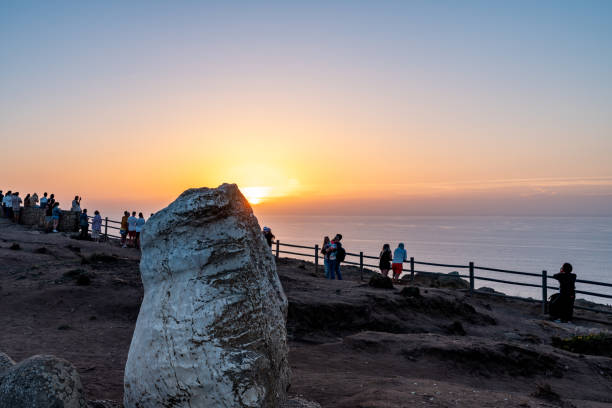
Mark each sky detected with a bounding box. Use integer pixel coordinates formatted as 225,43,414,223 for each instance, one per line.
1,1,611,216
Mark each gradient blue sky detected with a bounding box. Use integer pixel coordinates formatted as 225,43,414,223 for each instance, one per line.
2,1,611,215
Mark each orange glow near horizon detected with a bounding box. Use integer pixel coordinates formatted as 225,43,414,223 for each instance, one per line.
2,2,612,216
240,186,271,205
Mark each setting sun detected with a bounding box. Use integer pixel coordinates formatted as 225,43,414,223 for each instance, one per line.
240,186,271,205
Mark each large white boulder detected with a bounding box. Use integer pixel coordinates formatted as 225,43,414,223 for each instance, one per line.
124,184,290,407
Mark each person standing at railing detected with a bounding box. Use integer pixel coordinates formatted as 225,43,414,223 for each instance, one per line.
327,234,344,280
551,263,576,323
51,202,61,232
379,243,392,278
92,210,103,243
135,212,146,249
30,192,38,208
127,211,138,247
39,192,48,210
79,209,89,239
11,192,22,223
262,227,275,248
47,194,56,211
1,190,10,218
392,243,407,282
321,236,331,278
24,193,31,208
120,211,129,248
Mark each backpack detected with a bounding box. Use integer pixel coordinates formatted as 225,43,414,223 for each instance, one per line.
336,243,346,263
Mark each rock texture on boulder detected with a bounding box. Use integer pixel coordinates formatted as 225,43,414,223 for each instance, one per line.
0,352,15,375
0,354,86,408
124,183,290,408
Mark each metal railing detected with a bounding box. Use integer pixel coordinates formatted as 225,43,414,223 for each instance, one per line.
86,215,122,240
273,240,612,316
80,213,611,317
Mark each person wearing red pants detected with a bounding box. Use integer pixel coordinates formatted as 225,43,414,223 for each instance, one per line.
392,243,407,282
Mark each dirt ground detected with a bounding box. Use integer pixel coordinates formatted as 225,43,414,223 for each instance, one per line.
1,218,611,407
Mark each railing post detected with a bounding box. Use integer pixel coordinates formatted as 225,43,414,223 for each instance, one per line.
410,257,415,281
542,270,548,314
275,240,280,260
315,244,319,273
359,251,364,281
469,262,474,295
104,217,108,238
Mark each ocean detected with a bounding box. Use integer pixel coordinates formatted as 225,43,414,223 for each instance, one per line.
255,214,612,303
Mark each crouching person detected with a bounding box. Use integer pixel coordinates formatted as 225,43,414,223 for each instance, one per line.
550,262,576,323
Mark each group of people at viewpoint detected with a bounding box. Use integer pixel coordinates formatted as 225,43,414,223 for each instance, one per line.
1,189,148,249
1,190,63,232
119,211,147,249
321,234,346,280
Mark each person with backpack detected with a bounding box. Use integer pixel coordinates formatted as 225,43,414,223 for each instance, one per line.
550,262,577,323
327,234,344,280
379,243,392,277
392,243,407,282
321,236,331,278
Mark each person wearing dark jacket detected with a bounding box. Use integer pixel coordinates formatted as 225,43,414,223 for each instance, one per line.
79,209,89,239
551,262,576,322
379,243,392,277
262,227,275,248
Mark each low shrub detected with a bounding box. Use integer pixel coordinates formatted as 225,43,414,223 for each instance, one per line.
551,333,612,357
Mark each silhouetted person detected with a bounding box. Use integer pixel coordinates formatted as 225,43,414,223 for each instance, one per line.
51,202,61,232
120,211,129,248
71,195,82,212
11,192,22,223
39,192,48,210
322,236,331,278
127,211,138,247
379,243,392,277
327,234,344,280
263,227,275,248
551,263,576,323
92,210,102,242
135,212,146,249
30,192,39,207
79,209,89,239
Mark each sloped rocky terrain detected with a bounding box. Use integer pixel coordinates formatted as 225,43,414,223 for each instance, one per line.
1,218,611,407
